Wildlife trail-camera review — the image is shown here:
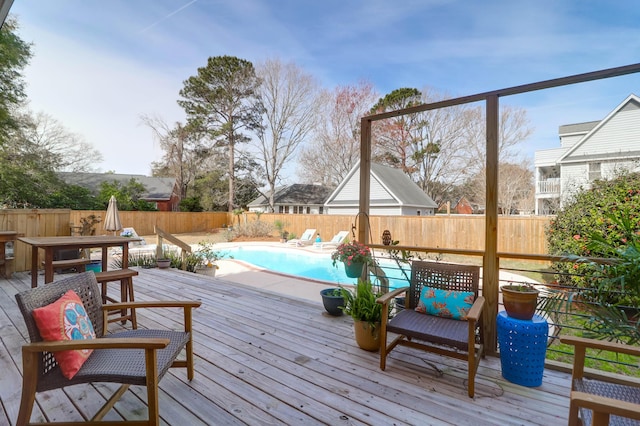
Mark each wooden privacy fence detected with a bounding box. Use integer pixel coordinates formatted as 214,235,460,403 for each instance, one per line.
1,209,552,272
69,211,230,236
254,213,552,255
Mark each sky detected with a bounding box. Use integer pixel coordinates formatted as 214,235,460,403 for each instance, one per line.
8,0,640,178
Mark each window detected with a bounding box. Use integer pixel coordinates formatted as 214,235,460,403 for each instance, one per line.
588,162,601,181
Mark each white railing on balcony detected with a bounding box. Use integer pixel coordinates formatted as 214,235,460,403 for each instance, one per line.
537,178,560,194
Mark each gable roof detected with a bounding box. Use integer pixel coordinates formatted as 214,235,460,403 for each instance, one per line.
248,184,332,207
58,172,177,200
559,94,640,163
325,162,438,208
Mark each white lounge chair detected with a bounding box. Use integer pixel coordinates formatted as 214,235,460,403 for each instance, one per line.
319,231,349,249
287,228,317,246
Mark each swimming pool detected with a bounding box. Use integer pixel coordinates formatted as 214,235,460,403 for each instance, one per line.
221,245,411,288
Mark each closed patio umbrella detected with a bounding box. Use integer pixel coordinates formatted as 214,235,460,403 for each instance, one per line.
103,195,122,235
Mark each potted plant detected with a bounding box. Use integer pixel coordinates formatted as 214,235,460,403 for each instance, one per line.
501,283,539,320
156,251,172,269
274,220,289,243
192,241,230,277
339,279,384,351
331,240,373,278
320,288,344,316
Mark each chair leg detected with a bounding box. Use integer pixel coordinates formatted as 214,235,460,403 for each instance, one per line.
145,348,160,426
17,350,39,426
568,395,580,426
120,278,128,324
127,278,137,329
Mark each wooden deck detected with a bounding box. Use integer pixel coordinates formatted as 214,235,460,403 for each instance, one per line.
0,268,571,425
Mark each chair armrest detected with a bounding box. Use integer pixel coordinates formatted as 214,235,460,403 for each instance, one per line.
466,296,485,321
376,287,409,305
572,391,640,422
560,335,640,357
22,337,170,353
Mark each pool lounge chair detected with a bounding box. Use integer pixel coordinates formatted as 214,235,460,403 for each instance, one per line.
287,228,316,246
319,231,349,249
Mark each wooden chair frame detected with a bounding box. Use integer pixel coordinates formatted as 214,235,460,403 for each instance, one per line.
15,272,201,425
377,261,485,398
560,335,640,426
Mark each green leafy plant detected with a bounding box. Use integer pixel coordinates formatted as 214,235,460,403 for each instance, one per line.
339,279,384,327
547,171,640,295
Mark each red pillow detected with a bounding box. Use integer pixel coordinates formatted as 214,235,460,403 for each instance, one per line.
32,290,96,379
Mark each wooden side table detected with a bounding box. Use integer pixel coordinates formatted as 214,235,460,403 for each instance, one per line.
0,231,18,279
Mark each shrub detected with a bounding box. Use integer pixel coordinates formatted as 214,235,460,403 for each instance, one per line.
547,171,640,304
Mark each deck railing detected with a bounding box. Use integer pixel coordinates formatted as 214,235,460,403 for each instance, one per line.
537,178,561,194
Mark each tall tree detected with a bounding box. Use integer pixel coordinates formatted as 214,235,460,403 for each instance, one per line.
142,114,201,199
178,55,262,212
0,17,32,145
370,87,423,174
18,111,103,172
254,58,318,212
370,87,473,203
297,81,378,186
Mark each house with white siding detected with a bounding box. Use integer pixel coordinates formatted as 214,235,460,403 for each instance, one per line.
324,162,438,216
534,94,640,215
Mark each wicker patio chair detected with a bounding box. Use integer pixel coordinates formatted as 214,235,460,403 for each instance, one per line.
377,260,485,398
14,271,201,425
560,335,640,426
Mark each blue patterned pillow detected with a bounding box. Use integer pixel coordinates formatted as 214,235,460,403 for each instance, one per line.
415,286,475,320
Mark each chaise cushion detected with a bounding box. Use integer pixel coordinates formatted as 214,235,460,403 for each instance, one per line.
32,290,96,379
415,286,474,320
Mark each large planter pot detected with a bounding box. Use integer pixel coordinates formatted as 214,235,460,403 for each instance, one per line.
320,288,344,316
156,259,171,269
196,265,217,277
344,262,364,278
502,285,539,320
353,320,381,351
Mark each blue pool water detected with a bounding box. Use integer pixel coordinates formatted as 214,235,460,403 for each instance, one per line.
222,246,411,288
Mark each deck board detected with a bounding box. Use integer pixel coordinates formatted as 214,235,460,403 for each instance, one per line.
0,268,571,425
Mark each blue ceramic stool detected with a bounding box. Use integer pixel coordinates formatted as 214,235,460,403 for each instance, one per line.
497,311,548,387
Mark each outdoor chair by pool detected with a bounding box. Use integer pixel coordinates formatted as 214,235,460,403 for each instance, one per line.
287,228,316,246
377,260,484,398
560,335,640,426
14,271,201,425
319,230,349,249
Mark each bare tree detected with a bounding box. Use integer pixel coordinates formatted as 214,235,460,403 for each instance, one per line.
141,114,203,199
463,104,534,174
253,59,319,212
370,87,475,203
19,111,103,172
467,161,534,215
297,80,378,186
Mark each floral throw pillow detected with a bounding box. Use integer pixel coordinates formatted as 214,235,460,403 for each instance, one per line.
32,289,96,379
415,286,475,320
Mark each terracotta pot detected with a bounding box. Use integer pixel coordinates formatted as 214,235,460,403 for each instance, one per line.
353,320,380,351
502,285,539,320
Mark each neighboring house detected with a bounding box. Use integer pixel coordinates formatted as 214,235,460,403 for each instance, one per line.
452,196,474,214
248,184,332,214
59,172,181,211
324,162,438,216
437,197,475,214
534,94,640,215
